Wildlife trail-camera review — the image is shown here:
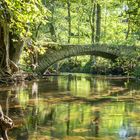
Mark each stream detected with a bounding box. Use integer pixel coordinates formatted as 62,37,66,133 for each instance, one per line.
0,74,140,140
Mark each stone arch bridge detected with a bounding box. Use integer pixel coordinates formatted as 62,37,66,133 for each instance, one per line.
35,44,138,74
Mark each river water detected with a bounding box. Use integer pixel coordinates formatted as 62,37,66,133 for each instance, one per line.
0,74,140,140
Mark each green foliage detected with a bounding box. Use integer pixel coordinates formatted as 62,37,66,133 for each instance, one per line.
0,0,49,39
82,61,92,73
133,66,140,78
1,0,139,75
60,58,82,72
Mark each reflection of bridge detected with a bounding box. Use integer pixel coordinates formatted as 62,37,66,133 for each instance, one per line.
35,44,137,73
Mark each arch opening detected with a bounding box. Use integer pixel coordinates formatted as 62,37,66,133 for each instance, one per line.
36,50,118,74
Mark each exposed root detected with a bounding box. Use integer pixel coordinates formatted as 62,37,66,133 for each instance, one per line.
0,105,14,140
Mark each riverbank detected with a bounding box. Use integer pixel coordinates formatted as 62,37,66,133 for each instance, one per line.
0,71,137,87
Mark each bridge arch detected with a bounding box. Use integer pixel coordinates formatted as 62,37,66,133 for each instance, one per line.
35,44,134,74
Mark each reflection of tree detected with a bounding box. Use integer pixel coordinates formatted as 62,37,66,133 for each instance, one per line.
74,76,77,95
41,106,55,139
80,105,84,123
66,103,71,135
43,107,55,124
31,82,38,97
0,105,14,140
31,106,38,131
1,87,28,139
31,82,39,131
90,108,100,137
16,129,29,140
50,108,55,139
1,89,22,117
66,75,73,135
67,75,72,91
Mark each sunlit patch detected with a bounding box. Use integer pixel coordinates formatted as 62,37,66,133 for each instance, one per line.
72,128,90,133
85,136,117,140
63,136,85,140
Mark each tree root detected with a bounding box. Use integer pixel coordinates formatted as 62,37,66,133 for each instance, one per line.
0,106,14,140
9,60,19,73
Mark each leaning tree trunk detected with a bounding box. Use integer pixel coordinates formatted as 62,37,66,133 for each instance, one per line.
3,23,10,73
0,0,11,76
0,22,22,77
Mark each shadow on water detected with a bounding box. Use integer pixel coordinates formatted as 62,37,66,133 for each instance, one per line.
0,74,140,140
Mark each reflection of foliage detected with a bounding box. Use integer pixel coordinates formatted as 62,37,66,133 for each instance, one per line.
15,102,140,138
18,91,29,109
8,75,140,139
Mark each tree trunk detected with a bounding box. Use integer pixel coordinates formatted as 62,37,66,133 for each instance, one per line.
0,0,11,76
9,35,24,64
0,22,10,75
49,23,57,42
125,14,130,40
49,0,59,72
49,0,57,42
103,3,107,39
0,24,23,76
3,23,10,72
91,0,96,44
0,1,24,76
95,4,101,42
67,0,71,44
0,24,5,70
90,0,96,66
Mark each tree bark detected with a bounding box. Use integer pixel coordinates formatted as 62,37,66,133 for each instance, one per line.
3,23,10,72
125,14,130,40
67,0,71,44
103,3,107,39
0,22,10,75
9,35,24,64
0,24,5,69
49,0,57,42
0,0,23,76
0,0,11,75
95,4,101,42
91,0,96,43
90,0,96,65
0,24,21,76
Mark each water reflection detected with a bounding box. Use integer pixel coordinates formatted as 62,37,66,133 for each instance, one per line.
0,74,140,140
90,107,100,137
